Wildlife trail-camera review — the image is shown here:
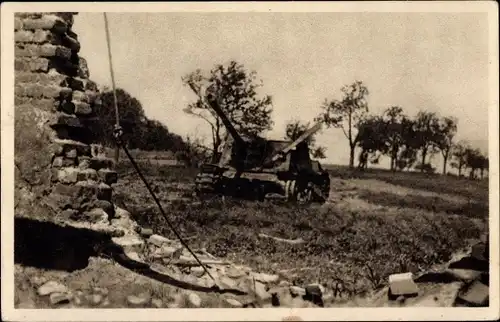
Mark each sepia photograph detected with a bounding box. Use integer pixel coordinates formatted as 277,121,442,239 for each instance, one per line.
1,1,498,321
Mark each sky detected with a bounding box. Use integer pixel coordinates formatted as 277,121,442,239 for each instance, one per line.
72,12,490,168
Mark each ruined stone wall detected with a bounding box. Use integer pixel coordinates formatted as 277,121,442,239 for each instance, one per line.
14,12,118,225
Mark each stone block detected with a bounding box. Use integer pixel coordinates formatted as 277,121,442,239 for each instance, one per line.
50,113,85,128
15,17,23,30
62,77,84,91
14,96,58,113
89,157,115,170
61,33,80,52
112,235,145,253
456,280,489,306
148,234,175,247
54,139,91,157
15,30,33,42
52,156,77,167
38,281,67,296
388,272,419,297
22,15,67,33
98,169,118,184
15,57,50,72
76,168,98,181
74,101,92,115
39,44,72,59
82,208,108,223
97,183,112,201
15,83,72,99
56,167,80,183
15,70,66,86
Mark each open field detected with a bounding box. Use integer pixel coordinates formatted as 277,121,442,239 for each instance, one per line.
111,160,489,297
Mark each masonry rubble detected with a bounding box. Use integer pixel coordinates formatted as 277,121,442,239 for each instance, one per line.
14,12,118,228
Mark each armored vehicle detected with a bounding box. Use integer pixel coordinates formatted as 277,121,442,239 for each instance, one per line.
192,90,331,204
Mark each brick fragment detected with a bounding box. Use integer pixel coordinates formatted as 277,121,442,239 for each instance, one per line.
15,30,33,42
22,15,67,33
15,69,66,86
56,167,80,184
89,157,115,170
74,101,92,115
15,57,50,72
77,168,98,181
15,96,58,112
98,169,118,184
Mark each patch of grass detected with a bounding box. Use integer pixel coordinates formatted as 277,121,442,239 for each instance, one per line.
325,165,488,202
357,190,488,219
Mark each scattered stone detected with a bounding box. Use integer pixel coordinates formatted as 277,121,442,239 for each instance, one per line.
226,266,248,279
127,294,150,307
154,245,183,259
111,235,145,253
190,266,205,277
49,292,72,305
93,287,109,296
31,276,48,286
152,298,163,308
279,280,291,287
290,286,306,297
148,234,175,247
187,292,202,307
89,293,103,306
388,272,419,298
38,281,67,296
226,298,243,307
251,272,280,284
217,276,239,290
139,227,154,237
253,281,271,301
456,280,489,306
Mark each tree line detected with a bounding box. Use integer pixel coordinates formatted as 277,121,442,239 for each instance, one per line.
92,60,488,178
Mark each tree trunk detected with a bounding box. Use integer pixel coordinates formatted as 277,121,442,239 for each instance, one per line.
442,153,448,175
420,148,427,172
349,145,355,169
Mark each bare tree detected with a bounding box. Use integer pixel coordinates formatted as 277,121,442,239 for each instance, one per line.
435,116,458,174
316,81,369,168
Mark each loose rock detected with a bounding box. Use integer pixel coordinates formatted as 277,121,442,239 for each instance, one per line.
152,298,163,308
187,292,201,307
127,294,150,307
251,272,280,284
290,286,306,297
148,234,174,247
49,292,72,305
226,298,243,307
89,293,103,306
388,272,419,298
190,266,205,277
38,281,67,296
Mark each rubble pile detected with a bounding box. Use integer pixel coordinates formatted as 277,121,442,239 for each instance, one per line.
14,12,118,227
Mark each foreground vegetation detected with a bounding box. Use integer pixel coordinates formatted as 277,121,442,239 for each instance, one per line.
111,161,488,296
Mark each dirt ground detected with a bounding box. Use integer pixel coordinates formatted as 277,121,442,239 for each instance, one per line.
14,162,489,308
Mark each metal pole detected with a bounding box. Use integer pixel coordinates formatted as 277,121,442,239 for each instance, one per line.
103,12,120,163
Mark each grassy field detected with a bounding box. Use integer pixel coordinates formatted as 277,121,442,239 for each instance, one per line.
111,160,489,297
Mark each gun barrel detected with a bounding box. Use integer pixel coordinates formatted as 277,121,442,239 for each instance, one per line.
271,122,323,162
205,94,245,146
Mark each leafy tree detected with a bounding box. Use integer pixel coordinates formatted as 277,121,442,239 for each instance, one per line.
355,115,386,169
413,111,440,172
316,81,369,168
450,141,469,177
380,106,408,171
182,61,274,163
434,116,458,174
95,88,147,149
95,88,189,155
284,119,327,159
